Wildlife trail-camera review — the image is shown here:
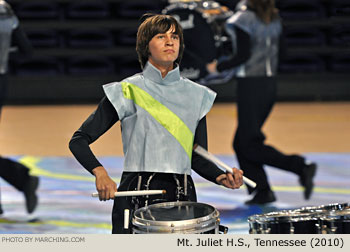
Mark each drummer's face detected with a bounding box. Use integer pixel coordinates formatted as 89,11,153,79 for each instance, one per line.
148,26,180,69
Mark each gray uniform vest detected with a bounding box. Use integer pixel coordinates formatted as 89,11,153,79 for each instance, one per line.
226,7,282,77
103,62,216,175
0,4,18,75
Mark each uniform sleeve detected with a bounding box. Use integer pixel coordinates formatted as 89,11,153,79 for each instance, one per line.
198,87,216,120
191,117,224,184
69,96,119,174
103,81,135,120
12,25,33,56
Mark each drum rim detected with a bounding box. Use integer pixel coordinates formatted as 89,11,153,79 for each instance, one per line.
132,201,219,228
249,210,319,223
133,220,219,233
295,202,350,212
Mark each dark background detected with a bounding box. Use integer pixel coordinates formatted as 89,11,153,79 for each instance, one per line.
4,0,350,104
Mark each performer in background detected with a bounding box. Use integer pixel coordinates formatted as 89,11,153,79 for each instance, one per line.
206,0,317,205
0,0,39,215
69,13,243,234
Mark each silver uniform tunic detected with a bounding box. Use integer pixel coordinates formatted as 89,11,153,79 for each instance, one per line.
226,7,282,77
0,3,18,75
103,62,216,175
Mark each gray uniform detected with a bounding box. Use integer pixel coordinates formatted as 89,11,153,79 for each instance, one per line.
103,61,216,175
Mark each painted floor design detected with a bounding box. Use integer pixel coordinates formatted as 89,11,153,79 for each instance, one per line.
0,153,349,234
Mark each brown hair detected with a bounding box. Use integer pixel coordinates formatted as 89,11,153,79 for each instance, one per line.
136,13,184,69
248,0,279,24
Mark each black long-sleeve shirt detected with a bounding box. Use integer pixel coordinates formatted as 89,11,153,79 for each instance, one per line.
69,96,224,184
12,26,33,56
217,26,251,72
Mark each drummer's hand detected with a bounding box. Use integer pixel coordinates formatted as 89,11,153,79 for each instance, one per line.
216,168,243,189
92,166,117,201
206,60,218,74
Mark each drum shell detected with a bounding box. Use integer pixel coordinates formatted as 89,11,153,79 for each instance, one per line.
132,201,220,234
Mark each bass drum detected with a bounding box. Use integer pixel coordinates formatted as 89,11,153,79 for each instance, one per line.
132,201,221,233
162,1,233,80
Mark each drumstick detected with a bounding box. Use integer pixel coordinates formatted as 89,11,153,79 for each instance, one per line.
194,145,257,188
91,190,166,198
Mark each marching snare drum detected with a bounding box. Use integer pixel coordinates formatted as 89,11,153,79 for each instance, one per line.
249,203,350,234
132,201,220,234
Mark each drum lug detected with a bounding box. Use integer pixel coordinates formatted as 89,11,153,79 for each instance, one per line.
315,223,322,234
249,229,257,234
290,224,295,234
290,227,295,234
330,227,338,234
259,227,270,234
324,223,338,234
219,225,228,234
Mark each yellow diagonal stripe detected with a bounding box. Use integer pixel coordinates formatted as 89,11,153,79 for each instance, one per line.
122,81,194,160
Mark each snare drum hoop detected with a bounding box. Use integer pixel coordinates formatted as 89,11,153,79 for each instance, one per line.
132,201,219,231
259,210,318,224
133,220,219,234
296,203,350,213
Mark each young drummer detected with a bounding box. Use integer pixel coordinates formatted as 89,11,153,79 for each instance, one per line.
69,14,243,233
